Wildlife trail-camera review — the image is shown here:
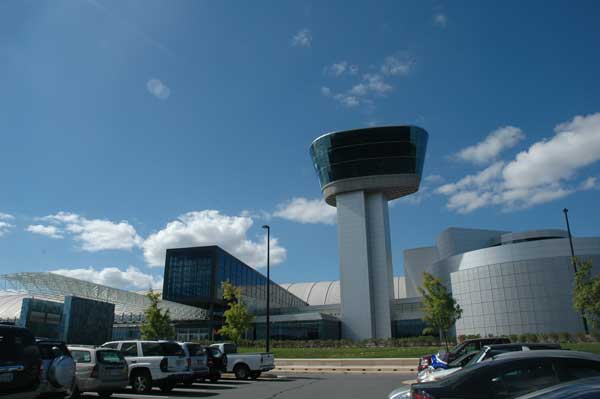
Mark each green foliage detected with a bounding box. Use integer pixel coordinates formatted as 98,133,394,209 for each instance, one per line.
573,258,600,328
140,290,175,340
418,272,463,349
219,281,253,344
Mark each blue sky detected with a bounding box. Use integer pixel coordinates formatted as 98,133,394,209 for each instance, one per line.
1,0,600,291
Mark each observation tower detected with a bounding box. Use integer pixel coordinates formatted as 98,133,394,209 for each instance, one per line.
310,125,428,340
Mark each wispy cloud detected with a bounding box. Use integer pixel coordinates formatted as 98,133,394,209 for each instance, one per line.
433,13,447,28
321,54,414,109
26,224,64,239
291,29,312,48
146,79,171,100
85,0,174,57
51,266,163,290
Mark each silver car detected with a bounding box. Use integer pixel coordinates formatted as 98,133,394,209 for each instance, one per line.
69,346,129,398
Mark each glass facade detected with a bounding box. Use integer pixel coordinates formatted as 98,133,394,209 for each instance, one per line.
310,126,428,188
163,246,306,310
392,319,429,337
254,319,340,340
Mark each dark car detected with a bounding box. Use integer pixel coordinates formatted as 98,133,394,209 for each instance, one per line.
515,376,600,399
204,346,227,383
418,337,510,372
410,350,600,399
0,325,42,399
463,343,562,367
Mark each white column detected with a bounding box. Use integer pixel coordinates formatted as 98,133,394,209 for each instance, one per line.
336,190,393,340
365,192,393,338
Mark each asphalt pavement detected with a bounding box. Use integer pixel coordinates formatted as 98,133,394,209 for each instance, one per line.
81,373,413,399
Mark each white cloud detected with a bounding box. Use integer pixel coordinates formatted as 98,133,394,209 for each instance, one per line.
321,86,332,96
273,197,337,225
0,221,14,237
146,78,170,100
0,213,14,220
455,126,525,165
503,113,600,189
51,266,163,290
325,61,358,77
581,176,598,190
39,212,142,251
26,224,63,239
437,162,505,195
433,13,447,28
142,210,286,268
381,56,414,76
333,93,360,107
291,29,312,48
437,112,600,213
424,174,444,183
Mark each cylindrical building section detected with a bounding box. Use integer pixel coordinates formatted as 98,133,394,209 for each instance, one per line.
310,126,428,340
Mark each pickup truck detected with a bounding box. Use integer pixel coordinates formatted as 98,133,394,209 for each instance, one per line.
209,343,274,380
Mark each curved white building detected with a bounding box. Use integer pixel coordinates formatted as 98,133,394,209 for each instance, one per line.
404,227,600,337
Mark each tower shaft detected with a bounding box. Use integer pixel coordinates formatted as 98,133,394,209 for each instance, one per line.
337,191,394,340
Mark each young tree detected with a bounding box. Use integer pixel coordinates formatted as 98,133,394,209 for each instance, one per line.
419,272,463,351
573,258,600,328
219,281,253,344
140,289,175,340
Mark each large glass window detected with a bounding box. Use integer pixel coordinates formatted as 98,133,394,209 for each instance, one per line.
165,253,213,299
310,126,428,188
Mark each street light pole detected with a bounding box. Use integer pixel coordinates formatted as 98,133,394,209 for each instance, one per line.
262,225,271,353
563,208,589,334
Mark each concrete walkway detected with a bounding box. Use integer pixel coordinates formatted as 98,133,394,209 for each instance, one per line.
274,358,419,374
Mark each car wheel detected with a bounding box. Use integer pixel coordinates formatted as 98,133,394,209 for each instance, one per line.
159,381,176,392
234,364,250,380
250,371,261,380
131,370,152,394
98,393,113,398
65,383,80,399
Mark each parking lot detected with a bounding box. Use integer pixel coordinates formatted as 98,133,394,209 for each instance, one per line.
80,373,412,399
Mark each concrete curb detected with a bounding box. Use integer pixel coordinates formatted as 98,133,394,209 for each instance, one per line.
274,366,415,374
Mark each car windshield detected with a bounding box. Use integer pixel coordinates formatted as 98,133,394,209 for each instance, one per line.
449,351,477,368
97,350,125,364
464,349,486,368
161,342,184,356
187,344,206,356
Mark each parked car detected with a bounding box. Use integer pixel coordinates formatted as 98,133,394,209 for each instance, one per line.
204,346,227,382
514,376,600,399
100,340,192,393
417,337,510,372
0,325,42,399
177,342,209,385
210,342,274,380
37,340,77,398
68,346,129,398
409,350,600,399
417,343,562,383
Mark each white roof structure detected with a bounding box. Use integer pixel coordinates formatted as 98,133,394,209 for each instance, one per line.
280,276,406,306
0,272,207,322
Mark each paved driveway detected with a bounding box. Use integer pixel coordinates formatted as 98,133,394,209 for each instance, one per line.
81,373,413,399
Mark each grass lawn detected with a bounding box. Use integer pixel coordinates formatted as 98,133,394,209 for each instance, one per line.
239,342,600,358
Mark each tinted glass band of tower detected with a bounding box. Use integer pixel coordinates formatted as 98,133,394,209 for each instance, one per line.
310,126,428,205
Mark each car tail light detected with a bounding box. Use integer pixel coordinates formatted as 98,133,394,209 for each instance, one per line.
37,359,43,380
412,390,435,399
187,358,192,370
207,358,214,367
90,365,99,378
160,358,168,372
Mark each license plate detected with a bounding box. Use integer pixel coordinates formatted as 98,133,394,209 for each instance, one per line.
0,373,14,383
110,369,122,376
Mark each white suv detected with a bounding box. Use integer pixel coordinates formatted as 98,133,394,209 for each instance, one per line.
101,340,191,393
